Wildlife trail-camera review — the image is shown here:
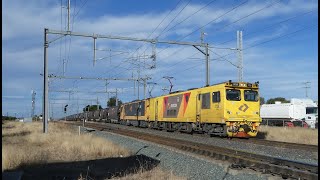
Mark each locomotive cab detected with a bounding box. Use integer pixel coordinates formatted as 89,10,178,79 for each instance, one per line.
224,81,261,137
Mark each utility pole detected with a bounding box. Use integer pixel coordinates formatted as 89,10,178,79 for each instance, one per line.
237,30,243,82
93,36,96,66
142,76,151,99
194,31,210,86
303,82,311,98
200,31,204,44
67,0,70,31
64,104,68,121
137,55,141,100
201,31,210,86
132,72,136,97
205,43,210,86
43,28,49,133
143,78,146,99
31,90,36,118
51,102,54,120
115,88,118,106
97,97,99,110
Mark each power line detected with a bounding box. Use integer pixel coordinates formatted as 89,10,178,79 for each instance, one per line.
157,0,282,61
140,0,218,61
244,24,318,50
162,0,217,35
211,0,282,33
217,9,317,46
71,0,89,27
142,0,249,75
126,0,183,58
207,24,318,63
153,23,317,85
106,0,192,79
303,82,311,98
154,0,192,40
156,0,249,56
113,0,249,80
108,0,184,76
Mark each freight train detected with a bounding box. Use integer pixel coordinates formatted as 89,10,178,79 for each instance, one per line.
63,81,262,138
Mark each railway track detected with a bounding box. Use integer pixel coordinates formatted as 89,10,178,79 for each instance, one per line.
234,138,318,152
64,121,318,179
185,132,319,152
65,120,318,152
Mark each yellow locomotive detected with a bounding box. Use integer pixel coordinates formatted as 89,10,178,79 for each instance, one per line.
120,80,261,138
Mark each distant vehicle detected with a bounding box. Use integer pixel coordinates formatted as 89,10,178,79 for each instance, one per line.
260,98,318,128
18,118,32,123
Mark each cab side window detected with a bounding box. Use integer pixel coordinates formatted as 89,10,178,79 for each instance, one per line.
212,91,220,102
201,93,210,109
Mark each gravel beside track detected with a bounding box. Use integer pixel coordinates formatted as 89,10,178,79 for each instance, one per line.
89,122,318,165
77,125,276,180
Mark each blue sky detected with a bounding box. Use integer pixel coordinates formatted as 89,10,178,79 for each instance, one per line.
2,0,318,118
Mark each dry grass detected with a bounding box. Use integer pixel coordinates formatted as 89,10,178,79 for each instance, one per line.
2,121,131,171
110,166,186,180
2,121,186,180
258,125,318,145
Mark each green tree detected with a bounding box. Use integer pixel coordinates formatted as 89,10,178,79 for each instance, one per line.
107,96,122,107
2,116,17,121
83,105,102,112
266,97,290,104
260,97,265,105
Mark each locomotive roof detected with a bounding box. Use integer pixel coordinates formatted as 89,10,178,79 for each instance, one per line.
126,80,259,102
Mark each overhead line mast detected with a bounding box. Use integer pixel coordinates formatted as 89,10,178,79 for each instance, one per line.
43,28,210,133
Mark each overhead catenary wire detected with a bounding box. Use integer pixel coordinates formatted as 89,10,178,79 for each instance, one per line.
140,0,250,75
146,0,285,81
211,0,282,33
188,25,318,80
216,9,317,46
155,0,249,56
152,23,318,86
103,0,185,78
154,0,193,40
125,0,184,59
105,0,190,79
111,0,249,79
208,23,319,62
156,0,282,60
139,0,218,60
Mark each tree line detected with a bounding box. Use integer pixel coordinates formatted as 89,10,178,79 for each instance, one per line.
260,97,290,105
82,96,122,112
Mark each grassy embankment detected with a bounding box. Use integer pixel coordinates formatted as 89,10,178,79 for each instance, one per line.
258,125,318,145
2,121,185,179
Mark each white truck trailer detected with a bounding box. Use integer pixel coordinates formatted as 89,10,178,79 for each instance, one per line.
260,98,318,128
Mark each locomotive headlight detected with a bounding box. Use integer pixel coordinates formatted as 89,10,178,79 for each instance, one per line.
227,110,231,114
254,111,259,115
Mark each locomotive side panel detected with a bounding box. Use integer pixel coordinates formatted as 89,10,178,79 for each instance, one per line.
122,100,147,121
198,85,225,124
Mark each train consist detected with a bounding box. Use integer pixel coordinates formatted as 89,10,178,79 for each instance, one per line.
64,81,262,138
